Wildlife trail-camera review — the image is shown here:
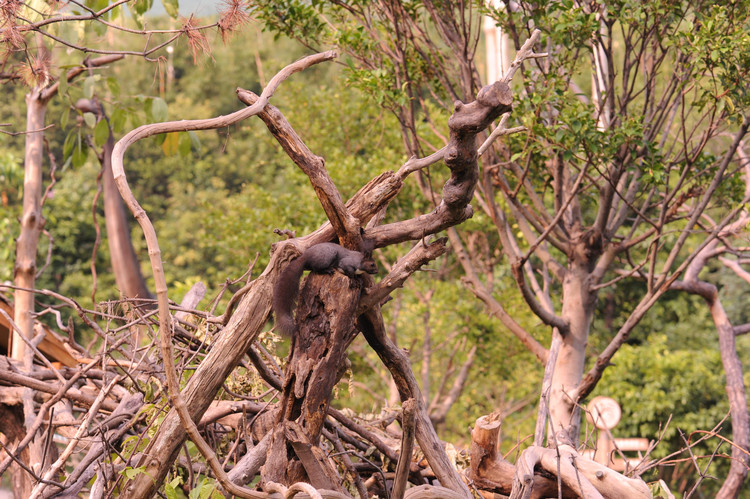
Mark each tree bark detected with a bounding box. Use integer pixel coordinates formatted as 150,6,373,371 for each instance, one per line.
11,88,49,498
101,120,151,300
0,403,33,498
13,90,47,361
711,297,749,499
549,257,597,445
468,415,576,498
262,271,363,490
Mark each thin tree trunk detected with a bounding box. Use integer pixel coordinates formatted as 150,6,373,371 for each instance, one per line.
11,87,48,499
549,263,596,445
671,226,749,497
13,90,46,361
75,98,151,301
101,132,151,300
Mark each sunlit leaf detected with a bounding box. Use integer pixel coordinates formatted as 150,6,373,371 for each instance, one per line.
83,112,96,128
163,0,179,18
83,76,96,99
162,132,180,156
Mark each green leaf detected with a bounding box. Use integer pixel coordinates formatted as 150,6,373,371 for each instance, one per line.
163,0,179,18
62,130,77,159
112,108,127,134
86,0,109,10
121,466,146,480
165,477,183,499
133,14,144,29
60,107,70,130
134,0,153,15
58,70,68,96
72,136,89,168
188,131,201,154
150,97,168,122
198,480,219,499
178,132,191,156
724,97,735,114
83,112,96,128
83,76,96,99
106,77,121,97
94,118,110,146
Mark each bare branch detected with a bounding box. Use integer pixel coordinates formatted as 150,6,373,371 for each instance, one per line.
111,51,338,499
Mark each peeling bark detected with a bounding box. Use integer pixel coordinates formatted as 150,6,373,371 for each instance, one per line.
261,271,362,490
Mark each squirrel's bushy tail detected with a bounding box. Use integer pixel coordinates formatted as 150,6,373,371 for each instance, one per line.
272,257,305,337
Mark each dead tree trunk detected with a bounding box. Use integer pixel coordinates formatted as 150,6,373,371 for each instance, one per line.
0,403,33,498
262,271,363,491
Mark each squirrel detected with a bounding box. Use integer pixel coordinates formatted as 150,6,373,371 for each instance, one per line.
272,242,378,337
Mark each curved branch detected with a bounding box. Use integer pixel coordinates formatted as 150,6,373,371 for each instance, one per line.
236,90,360,243
365,77,513,247
39,54,124,101
358,238,448,312
510,260,569,334
358,307,471,498
110,51,337,499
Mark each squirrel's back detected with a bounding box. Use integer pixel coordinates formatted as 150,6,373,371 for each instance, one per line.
272,242,377,337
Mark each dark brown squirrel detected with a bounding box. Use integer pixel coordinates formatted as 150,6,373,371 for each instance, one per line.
272,242,378,337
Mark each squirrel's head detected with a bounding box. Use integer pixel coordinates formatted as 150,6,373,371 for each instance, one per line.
359,259,378,275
